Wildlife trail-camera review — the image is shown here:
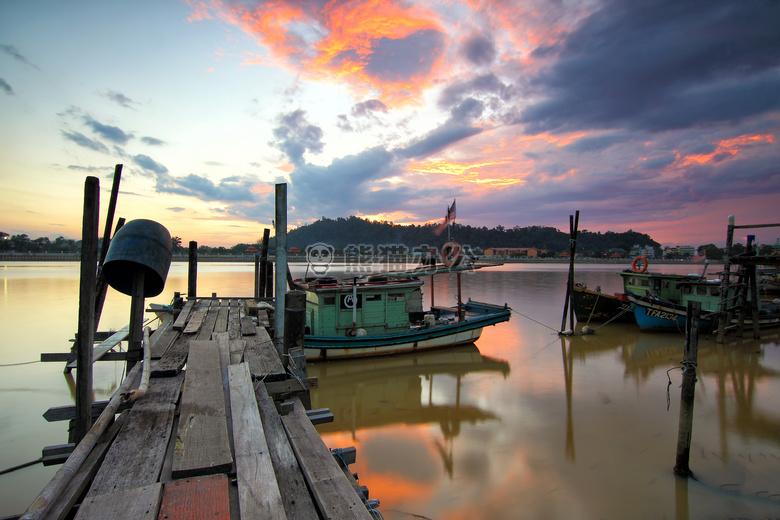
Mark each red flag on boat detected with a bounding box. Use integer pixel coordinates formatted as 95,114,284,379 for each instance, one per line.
435,199,456,235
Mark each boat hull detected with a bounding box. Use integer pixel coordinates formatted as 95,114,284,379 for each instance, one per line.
304,301,510,360
572,285,634,323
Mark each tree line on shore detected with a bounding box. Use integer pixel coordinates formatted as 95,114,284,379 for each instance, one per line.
3,217,775,259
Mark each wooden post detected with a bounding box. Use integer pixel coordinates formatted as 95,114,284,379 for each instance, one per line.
716,216,735,343
456,272,463,322
260,228,271,298
254,252,260,300
560,211,579,333
284,290,306,371
275,184,287,357
188,241,198,299
75,176,100,444
126,269,145,373
674,300,700,478
93,164,122,330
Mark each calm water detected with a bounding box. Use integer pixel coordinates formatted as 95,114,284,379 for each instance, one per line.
2,261,779,519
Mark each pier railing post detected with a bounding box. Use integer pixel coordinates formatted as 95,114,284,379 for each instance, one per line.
674,300,700,477
75,176,100,444
188,241,198,299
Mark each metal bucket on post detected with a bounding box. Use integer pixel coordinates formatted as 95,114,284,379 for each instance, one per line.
102,219,172,371
103,219,172,297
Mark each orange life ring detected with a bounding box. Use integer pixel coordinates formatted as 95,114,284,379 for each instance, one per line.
632,256,648,274
441,241,463,268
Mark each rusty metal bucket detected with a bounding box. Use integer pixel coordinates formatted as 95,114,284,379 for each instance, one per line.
102,219,172,297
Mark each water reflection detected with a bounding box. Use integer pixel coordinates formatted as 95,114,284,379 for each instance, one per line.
309,345,510,477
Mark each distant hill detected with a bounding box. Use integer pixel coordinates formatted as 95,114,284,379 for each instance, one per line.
285,216,659,256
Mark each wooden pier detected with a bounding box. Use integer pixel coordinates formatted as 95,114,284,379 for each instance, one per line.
24,297,378,520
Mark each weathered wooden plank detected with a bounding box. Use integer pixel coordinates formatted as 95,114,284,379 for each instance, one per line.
75,482,162,520
282,398,373,520
227,305,242,340
172,340,233,478
149,318,177,359
264,377,318,396
66,320,151,369
182,309,207,335
244,328,285,381
228,363,287,519
240,316,257,335
43,413,128,520
196,305,219,340
151,333,190,377
87,375,184,496
254,382,320,520
43,400,131,422
172,299,195,330
157,474,230,520
229,339,246,365
214,306,229,333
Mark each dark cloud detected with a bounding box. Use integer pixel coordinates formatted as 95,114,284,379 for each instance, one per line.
133,154,168,174
461,34,496,66
104,90,137,109
520,0,780,134
397,124,483,159
0,44,38,69
450,98,484,123
62,131,110,153
270,109,324,165
363,29,445,82
83,116,134,144
0,78,12,95
564,133,632,152
336,114,353,132
141,136,166,146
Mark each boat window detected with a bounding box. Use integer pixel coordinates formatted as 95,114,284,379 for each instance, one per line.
388,293,405,301
366,294,382,302
323,297,336,305
710,287,720,296
663,281,670,289
683,286,692,295
696,286,707,296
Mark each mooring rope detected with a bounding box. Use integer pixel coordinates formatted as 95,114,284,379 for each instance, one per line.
0,360,40,367
666,360,698,411
0,457,42,476
507,307,560,333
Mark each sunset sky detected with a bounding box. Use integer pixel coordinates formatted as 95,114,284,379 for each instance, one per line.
1,0,779,248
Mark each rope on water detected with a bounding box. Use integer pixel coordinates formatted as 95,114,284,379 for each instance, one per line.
0,457,42,476
507,307,560,334
0,360,40,367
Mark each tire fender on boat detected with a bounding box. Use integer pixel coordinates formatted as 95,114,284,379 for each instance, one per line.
441,241,463,268
632,256,648,274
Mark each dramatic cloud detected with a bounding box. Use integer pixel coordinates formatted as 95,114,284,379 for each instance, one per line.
519,0,780,134
156,172,259,203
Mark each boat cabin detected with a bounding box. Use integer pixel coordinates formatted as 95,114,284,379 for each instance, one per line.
300,276,424,337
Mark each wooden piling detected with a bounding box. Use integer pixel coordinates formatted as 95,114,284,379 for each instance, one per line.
188,241,198,299
560,211,579,334
75,176,100,444
93,164,122,330
275,184,288,356
674,300,700,478
260,228,271,298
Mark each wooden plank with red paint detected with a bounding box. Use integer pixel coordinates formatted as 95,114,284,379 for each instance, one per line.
157,474,231,520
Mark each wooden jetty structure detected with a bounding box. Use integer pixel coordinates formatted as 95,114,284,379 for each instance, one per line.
21,173,379,520
715,216,780,343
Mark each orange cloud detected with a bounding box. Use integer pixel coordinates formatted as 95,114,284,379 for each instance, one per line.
678,133,774,167
409,159,524,188
193,0,447,106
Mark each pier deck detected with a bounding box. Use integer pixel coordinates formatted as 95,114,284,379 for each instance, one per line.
27,297,376,520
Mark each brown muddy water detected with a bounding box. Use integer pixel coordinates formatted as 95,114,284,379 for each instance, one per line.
1,261,779,519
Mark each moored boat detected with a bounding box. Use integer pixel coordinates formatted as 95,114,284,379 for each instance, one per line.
296,264,511,360
572,283,634,323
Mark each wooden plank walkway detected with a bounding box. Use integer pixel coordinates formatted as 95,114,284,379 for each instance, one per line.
26,297,377,520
